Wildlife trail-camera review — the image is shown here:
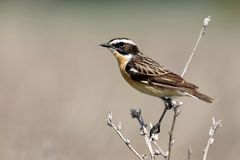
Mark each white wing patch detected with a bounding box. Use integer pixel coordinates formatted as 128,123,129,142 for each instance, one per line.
130,67,138,73
110,39,136,46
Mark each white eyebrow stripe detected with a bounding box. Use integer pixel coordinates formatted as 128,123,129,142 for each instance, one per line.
110,39,136,45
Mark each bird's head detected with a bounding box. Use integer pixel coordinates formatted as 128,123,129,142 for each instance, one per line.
100,38,140,57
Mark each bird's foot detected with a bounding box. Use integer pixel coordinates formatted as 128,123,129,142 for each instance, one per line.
161,97,176,110
150,123,160,138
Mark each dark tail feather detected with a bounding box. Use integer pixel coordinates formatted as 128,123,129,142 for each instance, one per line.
190,90,214,103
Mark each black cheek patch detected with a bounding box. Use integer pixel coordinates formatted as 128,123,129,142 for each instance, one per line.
117,49,129,55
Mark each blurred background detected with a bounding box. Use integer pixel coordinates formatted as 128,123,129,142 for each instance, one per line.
0,0,239,160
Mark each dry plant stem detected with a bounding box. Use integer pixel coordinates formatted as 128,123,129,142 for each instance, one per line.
106,112,144,160
166,16,211,160
167,106,180,160
132,110,157,160
188,147,192,160
143,129,155,160
167,16,211,159
131,109,168,160
152,141,168,159
181,16,211,77
112,125,143,160
202,118,222,160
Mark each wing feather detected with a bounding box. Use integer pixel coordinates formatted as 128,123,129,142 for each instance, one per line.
126,54,198,89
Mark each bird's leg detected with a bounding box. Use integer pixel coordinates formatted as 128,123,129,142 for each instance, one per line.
150,97,174,137
161,97,175,110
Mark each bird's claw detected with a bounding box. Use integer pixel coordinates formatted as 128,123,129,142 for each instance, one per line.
162,97,175,110
150,123,160,138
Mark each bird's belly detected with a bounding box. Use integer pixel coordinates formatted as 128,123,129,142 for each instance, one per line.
129,80,181,97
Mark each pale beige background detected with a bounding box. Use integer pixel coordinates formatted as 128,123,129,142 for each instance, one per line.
0,1,239,160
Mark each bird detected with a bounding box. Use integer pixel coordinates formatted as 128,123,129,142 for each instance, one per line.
100,37,214,136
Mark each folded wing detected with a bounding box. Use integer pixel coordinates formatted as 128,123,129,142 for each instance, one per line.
126,54,198,90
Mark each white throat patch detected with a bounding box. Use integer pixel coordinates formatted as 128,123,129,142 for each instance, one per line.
124,54,133,60
110,39,136,46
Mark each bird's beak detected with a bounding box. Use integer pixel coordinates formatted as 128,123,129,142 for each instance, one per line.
100,43,113,48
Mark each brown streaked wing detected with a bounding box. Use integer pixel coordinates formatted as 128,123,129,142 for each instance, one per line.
128,54,199,89
151,72,199,89
134,54,169,75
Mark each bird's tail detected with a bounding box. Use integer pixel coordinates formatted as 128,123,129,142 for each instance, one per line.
189,90,214,103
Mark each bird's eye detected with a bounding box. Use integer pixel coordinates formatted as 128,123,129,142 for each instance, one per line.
118,42,124,46
113,42,125,48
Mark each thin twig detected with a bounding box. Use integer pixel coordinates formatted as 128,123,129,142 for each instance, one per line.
143,128,155,160
152,140,168,159
130,109,168,160
167,103,181,160
166,16,212,160
181,16,211,77
131,109,156,160
106,112,144,160
188,147,192,160
202,117,222,160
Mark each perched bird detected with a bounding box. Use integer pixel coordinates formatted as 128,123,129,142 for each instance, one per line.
100,38,214,135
